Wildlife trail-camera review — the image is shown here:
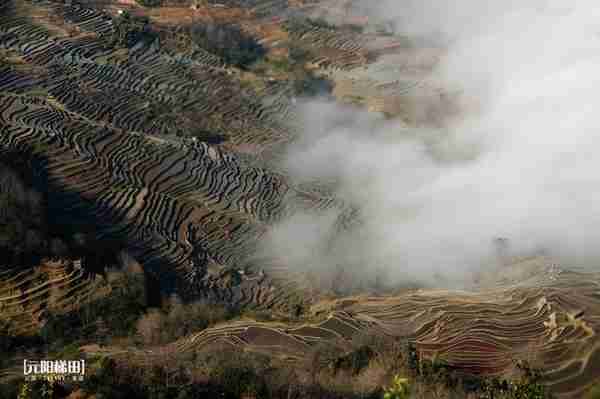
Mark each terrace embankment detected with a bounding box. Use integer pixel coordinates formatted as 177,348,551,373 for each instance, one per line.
1,0,599,397
83,263,600,398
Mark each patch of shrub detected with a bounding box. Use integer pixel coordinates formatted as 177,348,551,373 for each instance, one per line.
81,357,143,399
14,379,68,399
209,359,268,399
189,22,266,69
111,12,158,48
289,45,310,64
332,345,375,375
267,45,333,97
383,375,411,399
307,17,337,30
269,57,293,72
40,271,147,349
188,129,227,144
136,0,161,6
293,73,333,97
345,24,365,34
135,295,234,345
402,344,555,399
585,383,600,399
283,16,335,33
79,351,274,399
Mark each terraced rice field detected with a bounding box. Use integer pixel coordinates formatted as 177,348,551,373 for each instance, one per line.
1,0,599,397
85,261,600,398
0,259,106,334
0,0,364,304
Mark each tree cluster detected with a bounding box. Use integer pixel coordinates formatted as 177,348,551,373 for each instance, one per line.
135,295,234,345
189,22,266,69
111,12,158,48
40,271,147,348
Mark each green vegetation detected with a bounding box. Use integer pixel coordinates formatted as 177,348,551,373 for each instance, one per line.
346,24,365,34
207,350,270,399
50,341,85,360
307,17,337,30
402,344,554,399
585,383,600,399
7,380,59,399
76,351,269,399
251,45,307,75
344,95,366,105
22,88,50,98
249,43,332,98
111,12,158,48
28,140,50,156
0,214,19,244
17,382,32,399
77,347,382,399
135,295,235,345
135,0,162,7
1,328,559,399
189,22,266,69
40,271,147,349
383,375,411,399
3,269,235,350
331,344,375,375
267,57,293,72
188,129,227,144
283,16,337,34
300,336,555,399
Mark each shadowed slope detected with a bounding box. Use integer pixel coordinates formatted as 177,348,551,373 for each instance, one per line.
0,2,359,310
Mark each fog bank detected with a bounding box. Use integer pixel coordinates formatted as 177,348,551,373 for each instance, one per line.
263,1,600,290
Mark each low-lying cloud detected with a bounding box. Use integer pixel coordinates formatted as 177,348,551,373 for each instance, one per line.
261,0,600,291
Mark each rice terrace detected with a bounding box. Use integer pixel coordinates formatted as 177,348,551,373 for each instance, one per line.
0,0,599,398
